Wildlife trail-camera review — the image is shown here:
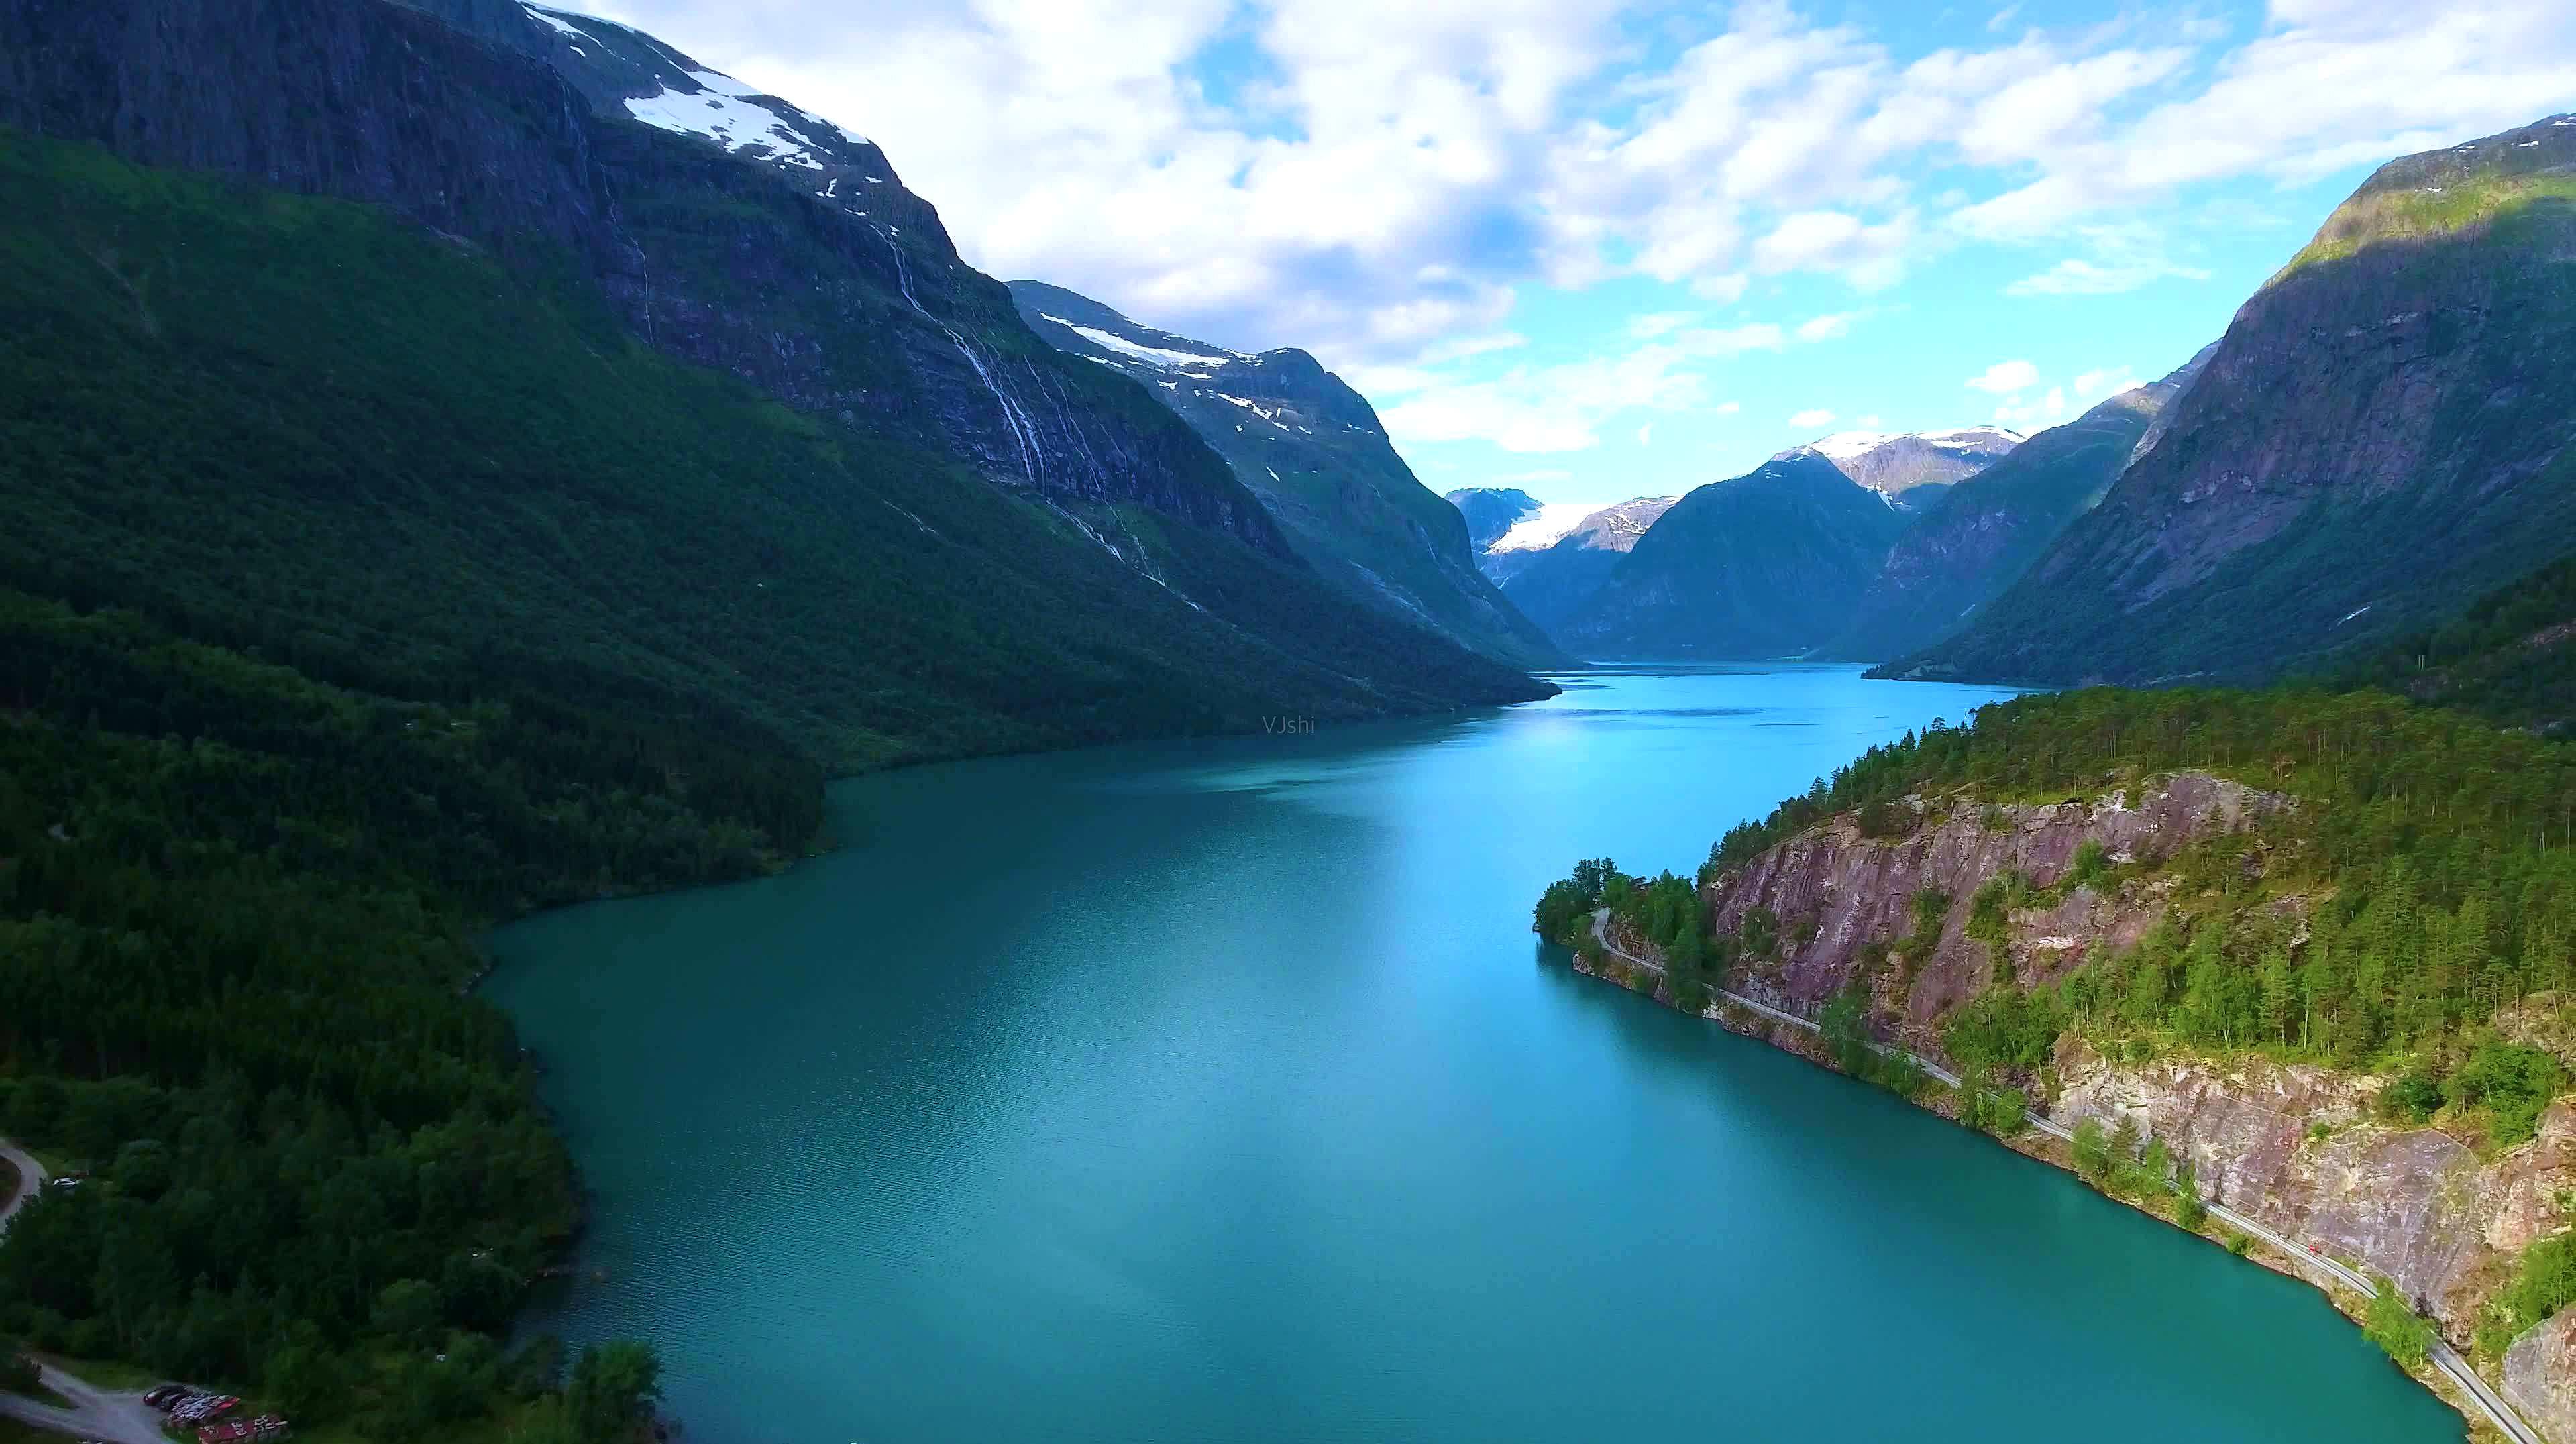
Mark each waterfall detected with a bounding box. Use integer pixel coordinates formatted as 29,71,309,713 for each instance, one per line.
875,230,1047,486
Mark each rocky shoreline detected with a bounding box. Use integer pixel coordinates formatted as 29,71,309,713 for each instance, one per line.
1562,770,2576,1442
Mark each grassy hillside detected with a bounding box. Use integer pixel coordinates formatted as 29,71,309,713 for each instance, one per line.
0,123,1539,1433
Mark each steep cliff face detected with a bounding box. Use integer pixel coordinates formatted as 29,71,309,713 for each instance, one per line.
1839,348,2212,664
1679,764,2576,1430
1561,453,1909,657
1704,772,2284,1030
1898,113,2576,686
2509,1308,2576,1443
1010,280,1567,669
2054,1050,2576,1342
0,0,1291,555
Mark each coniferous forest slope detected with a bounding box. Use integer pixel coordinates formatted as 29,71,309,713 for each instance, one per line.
2335,551,2576,737
0,0,1550,1430
1882,114,2576,687
1539,680,2576,1433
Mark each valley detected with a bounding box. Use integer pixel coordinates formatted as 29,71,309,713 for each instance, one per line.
0,2,2571,1442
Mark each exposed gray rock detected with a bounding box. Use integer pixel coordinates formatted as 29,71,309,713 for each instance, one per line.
1705,771,2285,1032
2055,1058,2576,1342
2507,1308,2576,1444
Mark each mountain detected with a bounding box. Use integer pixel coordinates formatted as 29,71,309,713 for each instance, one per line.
0,0,1558,1409
1444,488,1544,551
1828,348,2213,661
1479,497,1680,638
0,0,1554,769
1787,426,2022,508
1556,453,1913,657
1010,281,1566,669
1885,113,2576,687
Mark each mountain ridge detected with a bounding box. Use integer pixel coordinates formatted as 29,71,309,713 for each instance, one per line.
1829,347,2214,662
1010,279,1566,669
1884,113,2576,687
1556,453,1911,657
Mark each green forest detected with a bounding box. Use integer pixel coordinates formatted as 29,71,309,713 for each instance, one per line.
0,120,1532,1437
1539,616,2576,1364
2332,549,2576,734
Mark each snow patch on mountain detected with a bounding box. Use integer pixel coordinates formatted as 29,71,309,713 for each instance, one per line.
521,5,595,41
623,86,826,169
1044,318,1225,370
1807,426,2021,461
1490,502,1611,554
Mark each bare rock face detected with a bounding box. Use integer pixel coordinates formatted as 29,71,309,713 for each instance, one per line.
2507,1309,2576,1444
2054,1049,2576,1341
1703,771,2285,1034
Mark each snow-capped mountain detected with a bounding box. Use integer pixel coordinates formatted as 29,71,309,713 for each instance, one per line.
1474,496,1680,636
1012,281,1566,669
1775,426,2022,507
1488,502,1611,556
1444,488,1543,551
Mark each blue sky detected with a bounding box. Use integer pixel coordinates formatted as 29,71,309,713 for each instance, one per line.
581,0,2576,506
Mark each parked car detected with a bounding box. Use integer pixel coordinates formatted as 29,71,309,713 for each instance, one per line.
144,1384,188,1408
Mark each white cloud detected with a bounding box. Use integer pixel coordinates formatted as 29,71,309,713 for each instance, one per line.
1491,467,1572,483
1967,359,2041,394
1794,311,1862,342
1636,423,1654,446
1628,311,1698,339
581,0,2576,394
1789,407,1836,428
1992,386,2069,428
2073,365,2139,399
1714,400,1741,415
2004,224,2213,296
1378,323,1785,452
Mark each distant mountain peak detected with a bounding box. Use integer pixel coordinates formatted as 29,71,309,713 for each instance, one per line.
1008,280,1568,669
1488,502,1613,555
1772,425,2021,501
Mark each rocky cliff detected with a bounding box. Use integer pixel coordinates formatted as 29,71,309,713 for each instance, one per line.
2053,1046,2576,1337
1705,772,2285,1031
1894,113,2576,686
2510,1309,2576,1443
1010,280,1566,669
1674,767,2576,1436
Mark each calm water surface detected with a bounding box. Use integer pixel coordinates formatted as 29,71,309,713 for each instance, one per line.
488,665,2460,1443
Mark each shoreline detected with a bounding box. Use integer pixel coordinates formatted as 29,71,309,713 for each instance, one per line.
1570,912,2540,1444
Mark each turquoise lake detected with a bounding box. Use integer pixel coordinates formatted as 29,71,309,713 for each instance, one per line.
486,665,2461,1443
